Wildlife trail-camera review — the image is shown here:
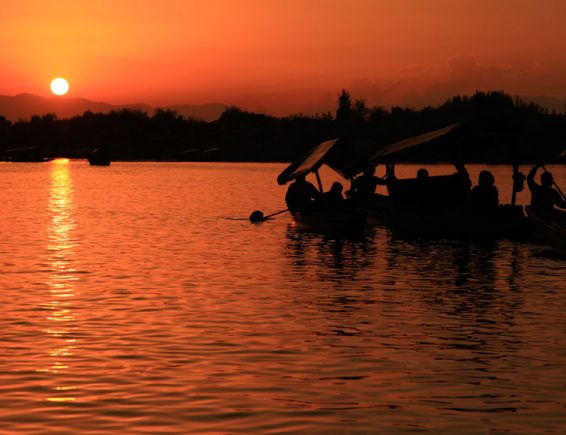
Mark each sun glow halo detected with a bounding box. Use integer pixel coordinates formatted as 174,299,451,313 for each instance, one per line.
50,78,69,96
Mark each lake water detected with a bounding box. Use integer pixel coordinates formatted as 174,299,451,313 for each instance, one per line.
0,160,565,434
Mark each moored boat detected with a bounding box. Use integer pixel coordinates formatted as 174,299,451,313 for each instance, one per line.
88,149,111,166
4,146,51,162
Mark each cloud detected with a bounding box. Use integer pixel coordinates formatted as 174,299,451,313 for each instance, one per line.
342,56,566,111
137,56,566,117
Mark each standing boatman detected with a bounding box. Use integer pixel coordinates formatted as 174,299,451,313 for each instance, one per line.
527,164,566,210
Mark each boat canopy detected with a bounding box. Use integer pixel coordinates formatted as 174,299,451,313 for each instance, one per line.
277,122,462,184
322,137,378,180
370,122,462,162
277,139,339,185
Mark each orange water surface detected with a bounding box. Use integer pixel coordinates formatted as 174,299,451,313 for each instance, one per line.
0,160,564,433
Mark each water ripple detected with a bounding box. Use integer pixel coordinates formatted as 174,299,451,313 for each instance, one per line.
0,162,564,433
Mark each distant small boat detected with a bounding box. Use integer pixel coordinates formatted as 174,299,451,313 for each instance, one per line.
4,146,51,162
526,206,566,251
88,149,111,166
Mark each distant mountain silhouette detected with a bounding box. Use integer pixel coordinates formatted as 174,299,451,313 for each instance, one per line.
0,94,226,122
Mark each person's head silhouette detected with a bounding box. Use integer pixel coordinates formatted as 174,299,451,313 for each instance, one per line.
416,168,429,181
541,171,554,188
478,170,495,187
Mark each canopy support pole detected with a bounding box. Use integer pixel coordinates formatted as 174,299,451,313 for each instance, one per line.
315,170,324,193
511,164,518,206
511,163,526,206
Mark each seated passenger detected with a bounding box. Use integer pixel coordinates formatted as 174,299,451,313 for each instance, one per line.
448,162,472,208
285,174,322,212
452,162,472,193
416,168,429,181
527,164,566,211
324,182,345,209
470,170,499,214
351,165,386,204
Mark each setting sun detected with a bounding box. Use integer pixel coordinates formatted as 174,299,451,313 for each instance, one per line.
50,78,69,96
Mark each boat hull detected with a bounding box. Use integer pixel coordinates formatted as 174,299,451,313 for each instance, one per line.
369,203,532,239
526,206,566,250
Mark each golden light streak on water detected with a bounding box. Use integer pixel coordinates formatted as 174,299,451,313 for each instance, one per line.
42,159,77,402
47,397,76,402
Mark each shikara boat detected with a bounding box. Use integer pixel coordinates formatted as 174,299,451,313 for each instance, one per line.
277,139,367,234
526,206,566,251
341,122,532,239
370,168,531,238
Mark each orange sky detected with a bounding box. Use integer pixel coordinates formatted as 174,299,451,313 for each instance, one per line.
1,0,565,115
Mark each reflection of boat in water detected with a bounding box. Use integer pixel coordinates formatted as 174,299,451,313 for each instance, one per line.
290,207,367,234
88,149,111,166
526,206,566,251
277,139,367,234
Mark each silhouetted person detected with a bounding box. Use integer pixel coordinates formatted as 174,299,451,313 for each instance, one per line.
450,162,472,207
416,168,429,181
452,162,472,192
324,182,345,209
470,170,499,214
351,165,386,204
285,174,322,212
527,164,566,211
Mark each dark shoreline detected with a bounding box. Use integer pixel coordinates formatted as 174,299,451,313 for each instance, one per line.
2,90,565,164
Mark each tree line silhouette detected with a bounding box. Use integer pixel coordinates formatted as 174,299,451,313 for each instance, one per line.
1,90,564,163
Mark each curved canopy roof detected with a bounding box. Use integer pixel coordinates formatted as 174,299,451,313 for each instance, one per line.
277,122,463,185
277,139,338,185
370,122,462,162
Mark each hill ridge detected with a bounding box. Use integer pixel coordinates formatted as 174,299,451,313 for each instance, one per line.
0,94,226,122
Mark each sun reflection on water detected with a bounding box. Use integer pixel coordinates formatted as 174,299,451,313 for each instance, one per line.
41,159,78,402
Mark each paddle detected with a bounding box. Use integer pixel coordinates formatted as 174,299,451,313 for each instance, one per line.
541,165,566,202
249,209,289,223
